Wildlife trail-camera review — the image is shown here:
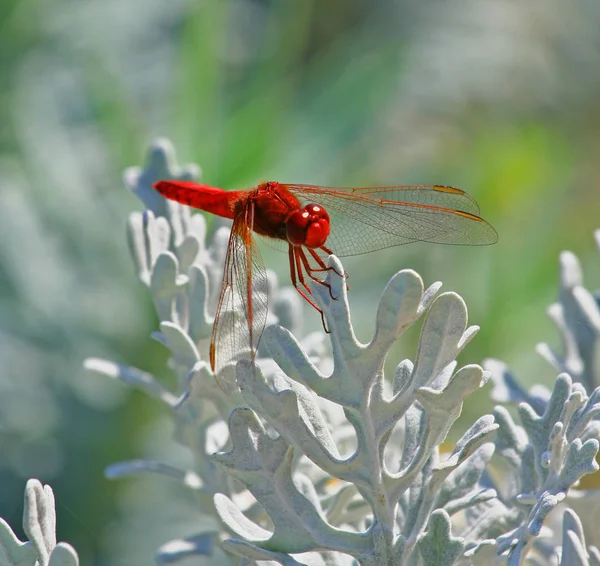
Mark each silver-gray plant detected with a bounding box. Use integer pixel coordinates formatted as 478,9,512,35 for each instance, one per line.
0,480,79,566
482,230,600,566
2,140,600,565
85,140,600,565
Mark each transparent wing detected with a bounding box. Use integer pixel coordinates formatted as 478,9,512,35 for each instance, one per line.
284,184,497,256
210,209,269,377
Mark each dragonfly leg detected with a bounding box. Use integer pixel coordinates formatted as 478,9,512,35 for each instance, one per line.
316,245,349,284
297,246,348,291
307,247,349,293
305,248,330,272
293,246,321,295
288,246,330,333
297,248,338,301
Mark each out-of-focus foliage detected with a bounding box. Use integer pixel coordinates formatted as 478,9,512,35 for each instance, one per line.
0,480,79,566
1,0,600,563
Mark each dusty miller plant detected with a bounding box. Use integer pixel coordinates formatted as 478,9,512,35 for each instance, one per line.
2,140,600,565
0,480,79,566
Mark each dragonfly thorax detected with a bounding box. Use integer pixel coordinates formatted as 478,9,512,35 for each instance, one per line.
286,203,330,248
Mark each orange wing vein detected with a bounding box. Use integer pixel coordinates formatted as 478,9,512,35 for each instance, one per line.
210,203,269,376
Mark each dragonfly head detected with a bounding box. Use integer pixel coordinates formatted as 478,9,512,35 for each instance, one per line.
286,203,330,248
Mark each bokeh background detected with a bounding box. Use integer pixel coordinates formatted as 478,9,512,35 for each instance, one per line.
1,0,600,564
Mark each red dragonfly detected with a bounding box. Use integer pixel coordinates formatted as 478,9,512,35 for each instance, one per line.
153,180,497,374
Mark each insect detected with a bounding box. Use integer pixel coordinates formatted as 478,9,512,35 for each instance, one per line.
153,180,497,374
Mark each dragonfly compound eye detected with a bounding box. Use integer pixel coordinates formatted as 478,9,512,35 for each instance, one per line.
286,204,331,248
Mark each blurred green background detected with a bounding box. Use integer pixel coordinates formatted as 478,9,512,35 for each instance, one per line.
1,0,600,564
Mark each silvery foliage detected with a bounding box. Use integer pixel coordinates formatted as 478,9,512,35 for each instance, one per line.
482,235,600,566
0,479,79,566
84,140,600,565
82,139,502,564
3,139,598,565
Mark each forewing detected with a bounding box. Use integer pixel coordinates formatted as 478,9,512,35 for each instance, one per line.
285,184,497,256
210,211,269,377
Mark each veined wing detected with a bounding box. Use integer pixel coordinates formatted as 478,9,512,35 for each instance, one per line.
284,184,497,256
210,207,269,379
